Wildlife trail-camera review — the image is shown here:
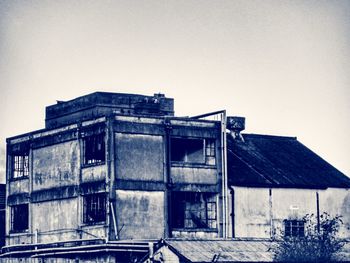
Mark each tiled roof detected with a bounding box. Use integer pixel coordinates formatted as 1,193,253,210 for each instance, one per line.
227,134,350,189
164,239,274,262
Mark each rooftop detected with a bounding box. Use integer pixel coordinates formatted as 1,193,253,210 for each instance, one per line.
227,134,350,189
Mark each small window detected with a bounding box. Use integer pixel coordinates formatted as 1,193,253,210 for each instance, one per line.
172,192,217,230
171,138,215,165
83,134,105,165
83,193,106,224
284,219,305,237
13,155,29,178
11,204,29,232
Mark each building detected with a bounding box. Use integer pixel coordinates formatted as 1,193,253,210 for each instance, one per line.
2,92,350,262
0,184,5,248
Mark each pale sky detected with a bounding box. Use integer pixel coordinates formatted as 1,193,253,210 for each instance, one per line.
0,0,349,183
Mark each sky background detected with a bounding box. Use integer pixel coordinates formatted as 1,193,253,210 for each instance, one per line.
0,0,349,183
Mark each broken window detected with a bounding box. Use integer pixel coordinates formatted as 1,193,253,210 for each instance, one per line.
11,204,29,232
83,193,106,224
284,219,305,237
172,192,217,229
11,143,30,179
83,133,105,165
171,138,215,165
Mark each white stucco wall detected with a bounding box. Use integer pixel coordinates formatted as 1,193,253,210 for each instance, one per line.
231,186,350,239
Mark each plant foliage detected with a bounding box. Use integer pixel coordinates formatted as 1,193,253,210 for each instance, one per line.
274,212,344,262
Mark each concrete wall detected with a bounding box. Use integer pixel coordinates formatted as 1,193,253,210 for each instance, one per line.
115,133,164,182
32,198,79,243
33,141,79,190
115,190,165,239
231,186,350,239
233,187,270,238
319,188,350,238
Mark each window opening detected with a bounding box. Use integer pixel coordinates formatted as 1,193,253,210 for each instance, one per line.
172,192,217,229
284,219,305,237
83,133,105,165
171,138,215,165
205,139,216,165
83,193,106,224
13,155,29,178
11,204,29,232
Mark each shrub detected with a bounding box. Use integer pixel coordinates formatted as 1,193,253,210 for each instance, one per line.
273,212,344,262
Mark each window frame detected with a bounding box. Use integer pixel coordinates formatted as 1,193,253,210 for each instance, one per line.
83,193,107,225
82,133,106,166
170,137,216,166
10,203,29,233
284,219,305,238
172,192,218,231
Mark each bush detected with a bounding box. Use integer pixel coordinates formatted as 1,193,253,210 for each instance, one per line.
273,212,344,262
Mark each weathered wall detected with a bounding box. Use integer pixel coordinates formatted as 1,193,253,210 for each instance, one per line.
115,133,164,182
233,187,270,238
319,188,350,238
32,198,79,243
82,165,106,182
8,179,29,195
115,190,165,239
171,166,217,185
33,141,79,190
231,186,350,239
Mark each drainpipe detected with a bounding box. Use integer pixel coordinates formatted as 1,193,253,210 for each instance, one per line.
164,119,172,238
221,111,228,238
316,191,320,233
230,188,235,238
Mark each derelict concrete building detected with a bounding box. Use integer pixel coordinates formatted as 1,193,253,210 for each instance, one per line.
3,92,350,262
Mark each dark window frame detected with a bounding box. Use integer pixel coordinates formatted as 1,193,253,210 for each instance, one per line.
83,193,107,224
171,137,216,165
83,133,106,166
10,204,29,233
172,192,217,230
284,219,305,237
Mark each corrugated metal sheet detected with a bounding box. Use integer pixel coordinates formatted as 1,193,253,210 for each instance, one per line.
162,239,350,262
165,239,275,262
227,134,350,189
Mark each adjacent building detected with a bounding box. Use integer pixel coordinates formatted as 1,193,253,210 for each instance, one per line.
2,92,350,262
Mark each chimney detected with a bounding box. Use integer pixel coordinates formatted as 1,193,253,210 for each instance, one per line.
227,116,245,141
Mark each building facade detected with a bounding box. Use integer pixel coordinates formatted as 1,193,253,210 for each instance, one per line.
2,92,350,262
3,92,228,262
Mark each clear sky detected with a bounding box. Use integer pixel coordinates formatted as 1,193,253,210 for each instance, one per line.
0,0,349,182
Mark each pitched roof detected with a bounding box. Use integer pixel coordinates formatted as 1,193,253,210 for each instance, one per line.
227,134,350,189
163,239,274,262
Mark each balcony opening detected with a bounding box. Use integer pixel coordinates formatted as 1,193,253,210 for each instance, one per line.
172,192,217,230
171,138,215,165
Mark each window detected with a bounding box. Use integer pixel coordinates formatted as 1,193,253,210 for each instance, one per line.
172,192,217,229
284,219,305,237
13,155,29,178
11,143,30,179
205,139,216,165
83,133,105,165
11,204,29,232
171,138,215,165
83,193,106,224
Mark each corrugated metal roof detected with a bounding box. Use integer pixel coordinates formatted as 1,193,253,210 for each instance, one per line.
160,239,350,262
165,239,275,262
227,134,350,189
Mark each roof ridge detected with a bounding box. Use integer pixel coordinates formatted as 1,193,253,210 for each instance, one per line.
242,133,297,140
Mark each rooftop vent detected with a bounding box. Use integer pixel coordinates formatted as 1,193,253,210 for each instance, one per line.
227,116,245,141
